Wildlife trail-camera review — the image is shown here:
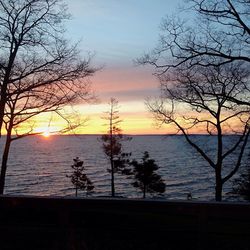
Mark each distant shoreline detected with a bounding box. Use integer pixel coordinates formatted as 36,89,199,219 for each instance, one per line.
0,133,243,137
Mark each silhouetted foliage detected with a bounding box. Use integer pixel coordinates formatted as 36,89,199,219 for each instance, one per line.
232,161,250,201
67,157,94,197
101,98,131,197
130,151,166,198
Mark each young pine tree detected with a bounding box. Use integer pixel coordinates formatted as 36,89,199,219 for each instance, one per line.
130,151,166,198
67,157,94,197
101,98,131,197
232,161,250,201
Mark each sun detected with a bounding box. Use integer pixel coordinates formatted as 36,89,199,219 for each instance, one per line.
34,126,56,138
42,131,51,138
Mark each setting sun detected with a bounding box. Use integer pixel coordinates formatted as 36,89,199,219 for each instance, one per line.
42,131,51,138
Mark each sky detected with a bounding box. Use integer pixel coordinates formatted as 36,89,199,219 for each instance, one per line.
37,0,182,135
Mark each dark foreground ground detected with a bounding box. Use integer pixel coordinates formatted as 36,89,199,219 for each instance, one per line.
0,196,250,250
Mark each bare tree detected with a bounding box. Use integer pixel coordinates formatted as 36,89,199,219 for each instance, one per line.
138,0,250,105
138,0,249,72
0,87,86,194
137,1,250,106
101,98,131,197
137,0,250,201
0,0,96,137
148,63,250,201
0,0,97,194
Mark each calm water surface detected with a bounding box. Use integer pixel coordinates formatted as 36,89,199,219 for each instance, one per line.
1,135,248,201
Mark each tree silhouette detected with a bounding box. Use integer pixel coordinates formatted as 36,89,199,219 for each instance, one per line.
137,0,250,201
233,169,250,202
101,98,131,197
67,157,94,197
0,0,96,194
147,63,250,201
138,0,249,71
232,153,250,201
138,0,250,108
130,151,166,198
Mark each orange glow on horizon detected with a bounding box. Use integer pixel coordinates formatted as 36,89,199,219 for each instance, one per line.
1,100,245,136
42,131,51,138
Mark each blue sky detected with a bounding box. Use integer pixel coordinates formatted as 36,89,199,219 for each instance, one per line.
65,0,181,66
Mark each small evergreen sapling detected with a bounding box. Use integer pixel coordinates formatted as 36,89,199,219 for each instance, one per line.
232,164,250,201
67,157,94,197
130,151,166,198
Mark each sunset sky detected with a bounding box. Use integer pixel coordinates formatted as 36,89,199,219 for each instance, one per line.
34,0,182,135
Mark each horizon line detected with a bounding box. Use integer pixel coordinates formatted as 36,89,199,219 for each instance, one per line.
42,133,241,136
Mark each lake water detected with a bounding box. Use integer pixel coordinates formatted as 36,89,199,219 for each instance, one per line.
0,135,249,201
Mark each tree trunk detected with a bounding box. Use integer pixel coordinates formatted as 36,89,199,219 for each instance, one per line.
215,169,223,201
0,47,19,137
215,182,222,201
110,109,115,197
215,122,223,202
0,81,8,138
0,132,12,194
143,186,146,199
111,158,115,197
